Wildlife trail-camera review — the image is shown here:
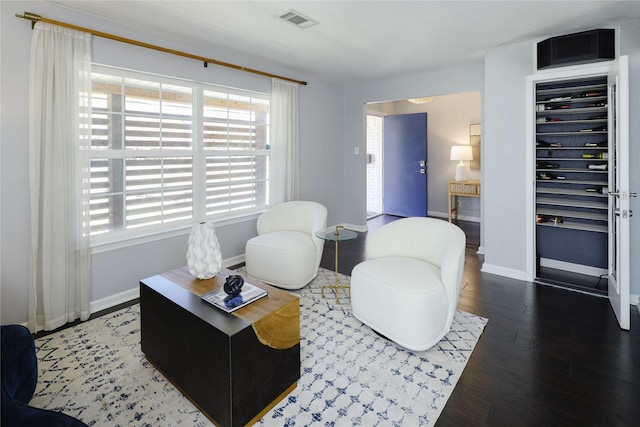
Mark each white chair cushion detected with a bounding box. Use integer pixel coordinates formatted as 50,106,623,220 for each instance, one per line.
245,230,317,289
351,256,449,351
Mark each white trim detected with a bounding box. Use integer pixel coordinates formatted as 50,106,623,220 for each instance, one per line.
90,255,246,315
88,64,272,249
92,212,261,254
223,254,246,269
93,63,271,99
476,246,485,255
481,263,527,281
534,281,639,309
538,257,607,278
90,288,140,314
534,280,608,299
428,210,481,223
525,62,615,282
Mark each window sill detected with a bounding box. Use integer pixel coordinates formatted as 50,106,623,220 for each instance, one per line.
91,211,263,255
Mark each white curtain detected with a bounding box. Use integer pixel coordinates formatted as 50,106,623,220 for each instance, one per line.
271,78,300,203
28,23,92,332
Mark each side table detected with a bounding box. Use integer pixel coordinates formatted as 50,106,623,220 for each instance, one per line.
448,180,480,222
315,225,358,303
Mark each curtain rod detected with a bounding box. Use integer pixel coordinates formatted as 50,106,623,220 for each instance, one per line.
16,11,308,86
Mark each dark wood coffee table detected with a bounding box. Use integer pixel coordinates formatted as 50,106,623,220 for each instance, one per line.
140,267,300,427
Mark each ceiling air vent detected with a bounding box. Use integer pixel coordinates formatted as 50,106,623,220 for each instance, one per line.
278,10,318,29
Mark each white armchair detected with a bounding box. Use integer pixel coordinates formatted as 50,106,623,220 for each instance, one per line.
245,201,327,289
350,217,466,351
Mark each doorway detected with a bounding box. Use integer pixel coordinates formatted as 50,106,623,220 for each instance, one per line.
366,92,481,223
366,114,383,218
382,113,428,217
366,113,428,218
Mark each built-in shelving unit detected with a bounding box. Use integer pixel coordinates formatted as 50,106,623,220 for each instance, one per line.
534,76,610,282
535,77,609,233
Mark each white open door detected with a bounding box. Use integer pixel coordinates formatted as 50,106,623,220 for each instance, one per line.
607,55,632,330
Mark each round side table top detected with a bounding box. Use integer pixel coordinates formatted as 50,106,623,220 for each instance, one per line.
315,227,358,242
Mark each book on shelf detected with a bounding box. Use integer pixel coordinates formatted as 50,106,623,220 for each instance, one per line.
201,282,267,313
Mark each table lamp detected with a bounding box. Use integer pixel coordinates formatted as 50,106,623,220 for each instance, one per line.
450,145,473,182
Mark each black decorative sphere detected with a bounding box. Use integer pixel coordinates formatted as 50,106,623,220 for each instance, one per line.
223,275,244,299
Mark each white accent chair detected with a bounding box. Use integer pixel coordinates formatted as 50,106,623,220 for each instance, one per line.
350,217,466,351
245,201,327,289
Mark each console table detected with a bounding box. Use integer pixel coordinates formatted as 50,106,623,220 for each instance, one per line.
140,267,300,427
448,180,480,222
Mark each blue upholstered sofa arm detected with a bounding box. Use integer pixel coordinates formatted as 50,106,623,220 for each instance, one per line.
1,325,88,427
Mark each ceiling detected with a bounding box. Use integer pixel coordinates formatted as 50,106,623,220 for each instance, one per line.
48,1,640,83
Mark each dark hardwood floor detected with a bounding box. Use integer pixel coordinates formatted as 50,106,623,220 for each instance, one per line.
320,215,640,427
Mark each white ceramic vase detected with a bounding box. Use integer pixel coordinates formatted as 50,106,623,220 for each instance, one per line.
186,222,222,279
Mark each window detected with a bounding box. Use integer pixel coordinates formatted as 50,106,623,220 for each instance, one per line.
90,67,270,240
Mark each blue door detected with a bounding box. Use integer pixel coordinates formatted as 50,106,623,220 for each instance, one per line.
383,113,427,217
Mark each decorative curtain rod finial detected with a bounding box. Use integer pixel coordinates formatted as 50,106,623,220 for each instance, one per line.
16,12,42,28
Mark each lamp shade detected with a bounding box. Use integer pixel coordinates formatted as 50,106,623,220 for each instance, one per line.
450,145,473,161
450,145,473,181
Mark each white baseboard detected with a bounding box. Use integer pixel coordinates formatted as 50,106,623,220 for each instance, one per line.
223,254,246,268
480,263,527,281
341,223,367,233
90,255,247,314
483,262,638,308
477,246,485,255
90,288,140,314
539,257,607,278
428,210,481,223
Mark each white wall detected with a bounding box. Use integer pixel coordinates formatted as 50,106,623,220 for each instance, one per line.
0,0,346,325
481,39,534,278
367,92,482,220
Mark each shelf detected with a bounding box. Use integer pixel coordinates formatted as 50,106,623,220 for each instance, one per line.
537,197,607,210
537,96,607,104
535,146,608,150
534,75,610,273
536,208,607,222
536,221,608,233
536,83,607,97
536,119,607,125
536,188,607,198
536,168,607,174
536,131,607,136
536,179,607,186
537,159,607,164
536,106,607,115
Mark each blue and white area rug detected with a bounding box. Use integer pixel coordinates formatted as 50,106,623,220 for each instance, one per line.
31,268,487,426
